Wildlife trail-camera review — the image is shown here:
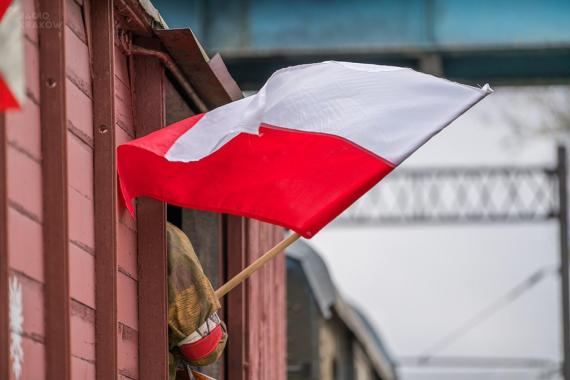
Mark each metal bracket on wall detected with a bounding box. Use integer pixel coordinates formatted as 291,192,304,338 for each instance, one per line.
118,29,208,113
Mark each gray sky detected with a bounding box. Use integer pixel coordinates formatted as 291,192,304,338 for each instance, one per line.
309,86,569,380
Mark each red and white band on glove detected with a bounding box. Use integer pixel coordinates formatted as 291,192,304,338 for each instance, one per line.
178,313,224,362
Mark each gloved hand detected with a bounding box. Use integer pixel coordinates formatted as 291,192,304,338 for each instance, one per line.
177,312,227,367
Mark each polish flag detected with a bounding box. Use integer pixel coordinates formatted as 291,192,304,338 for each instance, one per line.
118,61,491,238
0,0,25,111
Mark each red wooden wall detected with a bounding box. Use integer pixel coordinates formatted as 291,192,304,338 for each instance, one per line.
0,0,286,379
65,0,97,377
5,0,47,377
245,220,287,380
226,218,286,380
114,15,141,380
2,1,142,378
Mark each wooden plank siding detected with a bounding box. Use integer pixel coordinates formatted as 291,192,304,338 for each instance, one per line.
38,0,72,379
225,218,286,380
0,106,9,380
245,220,286,380
4,1,46,378
225,216,248,380
114,16,140,380
134,54,168,380
91,0,119,379
63,1,98,379
109,15,139,380
3,0,288,379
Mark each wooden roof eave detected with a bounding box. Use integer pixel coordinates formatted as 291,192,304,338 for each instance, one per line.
116,0,242,112
116,0,167,37
155,28,243,109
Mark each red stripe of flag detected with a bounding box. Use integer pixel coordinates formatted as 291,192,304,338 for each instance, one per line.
0,0,10,20
117,114,393,238
0,73,19,111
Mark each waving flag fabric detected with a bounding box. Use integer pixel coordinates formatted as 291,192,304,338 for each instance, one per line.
118,61,491,238
0,0,24,111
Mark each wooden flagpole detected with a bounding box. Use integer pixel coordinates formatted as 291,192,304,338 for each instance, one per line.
216,232,301,299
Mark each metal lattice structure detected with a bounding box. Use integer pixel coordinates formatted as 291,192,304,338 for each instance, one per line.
336,166,559,225
334,147,570,380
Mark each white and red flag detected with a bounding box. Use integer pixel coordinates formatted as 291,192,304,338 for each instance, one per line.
118,61,491,238
0,0,25,111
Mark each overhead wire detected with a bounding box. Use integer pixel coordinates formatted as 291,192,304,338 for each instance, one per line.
419,265,558,360
398,355,557,369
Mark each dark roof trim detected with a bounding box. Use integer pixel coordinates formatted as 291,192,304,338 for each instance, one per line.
155,28,243,109
117,1,243,112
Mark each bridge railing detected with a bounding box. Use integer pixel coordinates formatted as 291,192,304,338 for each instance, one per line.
335,166,559,225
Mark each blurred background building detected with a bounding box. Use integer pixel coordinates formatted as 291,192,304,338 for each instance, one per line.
153,0,570,89
287,240,397,380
